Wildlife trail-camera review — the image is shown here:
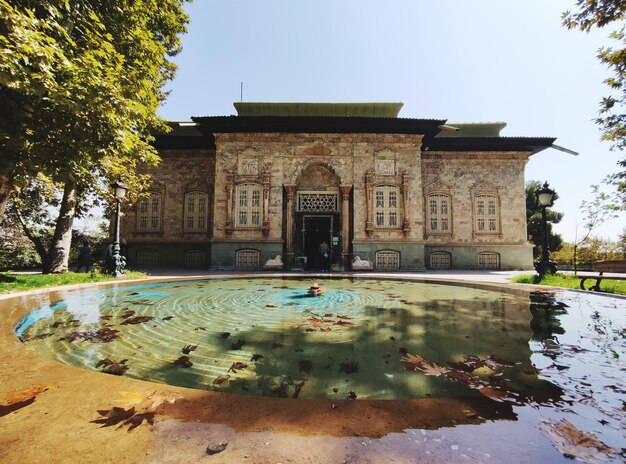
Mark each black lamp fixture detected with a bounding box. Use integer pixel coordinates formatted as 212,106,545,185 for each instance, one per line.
535,181,557,276
109,178,128,277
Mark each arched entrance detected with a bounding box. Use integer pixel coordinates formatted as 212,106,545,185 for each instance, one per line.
285,164,349,270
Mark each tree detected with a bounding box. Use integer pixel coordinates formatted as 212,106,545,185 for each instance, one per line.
526,180,564,259
0,1,190,272
563,1,626,206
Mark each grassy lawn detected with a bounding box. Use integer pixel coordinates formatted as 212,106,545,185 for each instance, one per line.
0,271,147,294
512,273,626,295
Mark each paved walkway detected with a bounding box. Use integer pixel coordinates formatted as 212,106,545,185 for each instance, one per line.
141,268,533,284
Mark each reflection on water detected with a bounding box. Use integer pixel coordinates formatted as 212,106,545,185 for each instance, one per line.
12,278,626,462
15,278,561,404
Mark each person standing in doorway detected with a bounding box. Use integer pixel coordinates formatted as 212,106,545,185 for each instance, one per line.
319,240,330,271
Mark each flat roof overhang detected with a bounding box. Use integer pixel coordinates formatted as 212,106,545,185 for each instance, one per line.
423,136,557,155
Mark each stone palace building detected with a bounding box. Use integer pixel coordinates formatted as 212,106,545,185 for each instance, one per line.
119,102,556,271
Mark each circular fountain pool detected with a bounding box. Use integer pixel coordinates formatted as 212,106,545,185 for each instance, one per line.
15,277,561,402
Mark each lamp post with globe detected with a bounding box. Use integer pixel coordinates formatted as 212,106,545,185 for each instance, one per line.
109,179,128,277
535,181,557,276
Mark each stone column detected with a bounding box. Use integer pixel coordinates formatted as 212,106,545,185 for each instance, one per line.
365,170,374,237
262,170,271,237
402,171,411,238
225,173,234,236
340,184,352,268
284,184,297,266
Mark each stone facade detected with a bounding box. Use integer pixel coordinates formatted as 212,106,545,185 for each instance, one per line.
119,103,554,271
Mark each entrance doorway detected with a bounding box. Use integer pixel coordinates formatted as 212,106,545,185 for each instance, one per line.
302,215,332,270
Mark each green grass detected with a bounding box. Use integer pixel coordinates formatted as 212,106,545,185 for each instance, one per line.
512,273,626,295
0,271,147,294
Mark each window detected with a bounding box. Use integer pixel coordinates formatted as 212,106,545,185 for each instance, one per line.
474,194,499,233
235,183,262,228
236,249,260,270
374,185,400,228
427,194,451,233
478,252,500,269
137,192,162,232
184,250,205,267
375,250,400,270
430,251,451,269
184,192,209,232
136,249,158,266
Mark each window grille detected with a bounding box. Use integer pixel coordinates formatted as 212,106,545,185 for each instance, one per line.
474,194,499,233
136,249,158,266
236,249,260,270
430,251,451,269
375,250,400,270
236,183,262,227
137,192,162,232
427,194,451,233
373,185,400,228
184,192,208,231
297,193,338,212
184,250,205,267
478,252,500,269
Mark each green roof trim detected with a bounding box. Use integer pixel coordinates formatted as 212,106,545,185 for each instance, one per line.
233,102,404,118
436,122,507,138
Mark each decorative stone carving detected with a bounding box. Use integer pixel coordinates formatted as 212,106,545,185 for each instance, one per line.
305,144,332,157
240,158,258,175
377,159,395,176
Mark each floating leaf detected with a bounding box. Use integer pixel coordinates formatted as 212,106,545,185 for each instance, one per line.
250,353,264,362
195,327,207,331
334,320,352,326
173,356,193,368
228,362,248,373
120,310,135,318
400,354,448,377
219,332,231,339
347,391,357,400
60,327,120,343
162,316,174,321
541,419,620,462
181,344,197,354
337,315,351,320
121,316,154,325
292,381,305,399
96,358,129,376
213,375,231,385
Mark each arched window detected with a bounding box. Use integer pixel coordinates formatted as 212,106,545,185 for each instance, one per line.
184,249,205,267
478,252,500,269
136,249,158,266
137,192,162,232
430,251,451,269
184,192,209,232
374,185,400,228
236,249,260,270
235,183,262,228
474,194,500,233
427,193,451,233
375,250,400,270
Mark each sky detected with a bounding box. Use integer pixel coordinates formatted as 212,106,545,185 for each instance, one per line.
158,0,625,242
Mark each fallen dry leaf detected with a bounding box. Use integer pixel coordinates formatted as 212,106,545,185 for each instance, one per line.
4,385,48,405
541,420,620,463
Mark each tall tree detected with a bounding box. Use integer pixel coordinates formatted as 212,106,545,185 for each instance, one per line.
526,180,564,259
0,1,190,272
563,1,626,206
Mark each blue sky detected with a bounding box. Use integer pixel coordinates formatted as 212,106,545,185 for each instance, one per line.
159,0,625,242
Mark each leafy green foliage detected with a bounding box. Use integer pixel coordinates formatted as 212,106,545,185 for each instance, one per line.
525,180,564,258
512,273,626,295
563,2,626,206
0,270,146,294
0,0,190,272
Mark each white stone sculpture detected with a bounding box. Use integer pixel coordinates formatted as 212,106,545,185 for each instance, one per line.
351,256,372,270
263,255,284,270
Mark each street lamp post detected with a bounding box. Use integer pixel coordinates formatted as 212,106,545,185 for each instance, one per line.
110,179,128,277
535,181,556,276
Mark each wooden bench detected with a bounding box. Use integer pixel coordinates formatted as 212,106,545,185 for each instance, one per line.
578,260,626,291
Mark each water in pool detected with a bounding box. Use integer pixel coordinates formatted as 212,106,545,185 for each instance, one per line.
15,278,562,401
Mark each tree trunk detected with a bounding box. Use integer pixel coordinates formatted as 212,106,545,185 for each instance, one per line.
0,172,13,223
14,206,50,269
44,182,77,274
